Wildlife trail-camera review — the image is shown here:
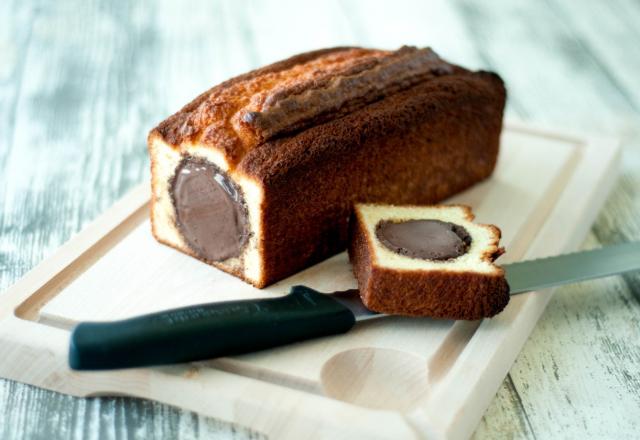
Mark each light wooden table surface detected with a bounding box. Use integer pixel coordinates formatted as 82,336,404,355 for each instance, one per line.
2,1,639,438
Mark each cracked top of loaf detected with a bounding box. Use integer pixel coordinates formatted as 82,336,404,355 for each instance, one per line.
149,46,471,168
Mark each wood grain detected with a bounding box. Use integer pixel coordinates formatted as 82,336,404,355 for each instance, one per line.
1,0,638,438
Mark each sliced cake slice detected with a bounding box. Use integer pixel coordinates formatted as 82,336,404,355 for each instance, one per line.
348,203,510,320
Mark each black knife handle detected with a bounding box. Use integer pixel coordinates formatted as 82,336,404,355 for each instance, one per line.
68,286,355,370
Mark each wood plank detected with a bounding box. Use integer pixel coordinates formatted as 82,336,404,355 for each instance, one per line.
340,0,483,67
0,0,38,294
503,234,640,438
472,375,536,440
546,0,640,111
2,0,639,438
244,0,353,65
452,0,634,126
0,381,263,440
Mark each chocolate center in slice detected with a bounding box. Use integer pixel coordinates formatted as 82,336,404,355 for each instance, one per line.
376,219,471,260
171,158,249,261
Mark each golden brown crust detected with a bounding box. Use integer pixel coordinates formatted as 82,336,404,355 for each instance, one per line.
149,46,466,168
149,47,357,164
347,205,510,320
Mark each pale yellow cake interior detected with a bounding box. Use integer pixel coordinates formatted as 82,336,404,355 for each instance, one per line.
149,136,264,285
356,203,501,274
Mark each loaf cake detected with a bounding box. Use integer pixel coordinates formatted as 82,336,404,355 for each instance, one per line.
348,204,510,319
148,46,506,288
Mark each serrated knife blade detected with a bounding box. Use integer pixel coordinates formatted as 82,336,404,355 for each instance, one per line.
336,241,640,321
506,241,640,294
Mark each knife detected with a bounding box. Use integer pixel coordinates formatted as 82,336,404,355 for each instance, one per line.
68,241,640,370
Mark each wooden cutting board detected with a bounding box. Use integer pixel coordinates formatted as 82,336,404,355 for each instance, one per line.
0,122,620,440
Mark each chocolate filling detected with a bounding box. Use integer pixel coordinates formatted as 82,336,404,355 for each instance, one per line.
170,158,249,262
376,219,471,261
